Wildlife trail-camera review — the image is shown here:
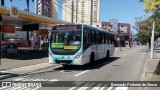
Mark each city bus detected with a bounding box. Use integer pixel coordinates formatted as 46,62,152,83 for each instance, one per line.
48,24,115,66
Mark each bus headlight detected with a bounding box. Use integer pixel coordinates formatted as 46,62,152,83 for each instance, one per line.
49,53,55,63
49,53,54,59
75,53,81,59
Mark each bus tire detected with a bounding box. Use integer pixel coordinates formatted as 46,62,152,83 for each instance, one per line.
90,53,95,64
106,50,109,59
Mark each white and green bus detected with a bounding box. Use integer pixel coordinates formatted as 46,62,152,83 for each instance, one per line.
49,24,115,66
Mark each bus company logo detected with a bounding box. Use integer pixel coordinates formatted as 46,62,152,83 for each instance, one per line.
2,82,12,87
12,8,18,15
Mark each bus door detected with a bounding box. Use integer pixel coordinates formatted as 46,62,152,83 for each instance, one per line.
91,30,98,60
83,28,94,62
95,31,101,59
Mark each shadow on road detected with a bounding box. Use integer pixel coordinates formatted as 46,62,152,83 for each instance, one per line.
54,56,120,71
139,49,149,52
18,57,120,78
1,50,48,60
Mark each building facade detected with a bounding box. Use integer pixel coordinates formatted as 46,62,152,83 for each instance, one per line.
35,0,58,19
93,22,132,47
62,0,100,24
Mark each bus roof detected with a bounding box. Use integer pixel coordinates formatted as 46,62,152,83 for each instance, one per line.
82,24,115,35
53,24,115,35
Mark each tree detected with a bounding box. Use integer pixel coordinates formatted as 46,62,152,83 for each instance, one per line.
140,0,160,13
140,0,160,19
134,15,160,46
135,0,160,47
25,0,34,12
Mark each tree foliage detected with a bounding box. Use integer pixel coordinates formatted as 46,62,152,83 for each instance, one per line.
140,0,160,13
135,0,160,45
134,16,160,45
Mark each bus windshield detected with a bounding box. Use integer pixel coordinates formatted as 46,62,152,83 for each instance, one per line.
50,29,82,55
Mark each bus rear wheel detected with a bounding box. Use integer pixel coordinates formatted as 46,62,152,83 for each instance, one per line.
106,50,109,59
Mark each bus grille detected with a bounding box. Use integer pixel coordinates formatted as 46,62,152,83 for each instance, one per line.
51,50,77,55
55,60,73,64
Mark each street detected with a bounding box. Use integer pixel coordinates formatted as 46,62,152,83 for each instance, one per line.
0,46,148,90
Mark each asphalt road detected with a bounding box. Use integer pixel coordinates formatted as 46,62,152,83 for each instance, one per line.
0,46,148,90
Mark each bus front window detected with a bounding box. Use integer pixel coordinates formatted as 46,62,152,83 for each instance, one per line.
50,30,81,55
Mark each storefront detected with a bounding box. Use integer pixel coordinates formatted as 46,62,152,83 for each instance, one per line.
0,5,67,51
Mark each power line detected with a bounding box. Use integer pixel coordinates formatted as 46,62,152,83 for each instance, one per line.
52,0,83,22
58,0,91,20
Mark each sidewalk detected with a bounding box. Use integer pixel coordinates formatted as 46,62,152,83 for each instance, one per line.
0,50,58,80
143,46,160,90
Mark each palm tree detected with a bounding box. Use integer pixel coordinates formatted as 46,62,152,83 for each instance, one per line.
1,0,34,12
1,0,14,6
26,0,34,12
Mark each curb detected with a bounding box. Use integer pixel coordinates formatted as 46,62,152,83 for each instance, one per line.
0,73,19,80
0,63,59,80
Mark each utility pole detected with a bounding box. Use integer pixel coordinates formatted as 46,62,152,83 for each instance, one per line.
71,0,74,23
90,0,93,25
118,24,121,50
150,21,155,59
0,14,2,65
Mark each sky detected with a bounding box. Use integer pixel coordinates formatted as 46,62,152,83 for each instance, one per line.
4,0,151,34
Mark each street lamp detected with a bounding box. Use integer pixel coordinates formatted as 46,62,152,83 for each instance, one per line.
118,24,121,50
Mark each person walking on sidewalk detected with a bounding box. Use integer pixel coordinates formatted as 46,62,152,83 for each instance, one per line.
32,33,39,52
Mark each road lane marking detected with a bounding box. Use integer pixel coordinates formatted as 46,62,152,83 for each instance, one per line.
107,87,113,90
14,78,25,81
115,87,128,90
69,82,85,90
74,70,90,76
123,54,126,56
0,86,9,90
99,84,108,90
77,82,95,90
69,87,77,90
78,87,89,90
49,79,59,81
91,83,103,90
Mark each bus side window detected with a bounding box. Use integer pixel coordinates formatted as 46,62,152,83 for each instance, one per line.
106,33,109,44
108,34,110,44
102,33,105,43
84,28,91,49
99,32,102,43
91,30,95,44
103,33,106,43
96,31,99,44
112,35,114,44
